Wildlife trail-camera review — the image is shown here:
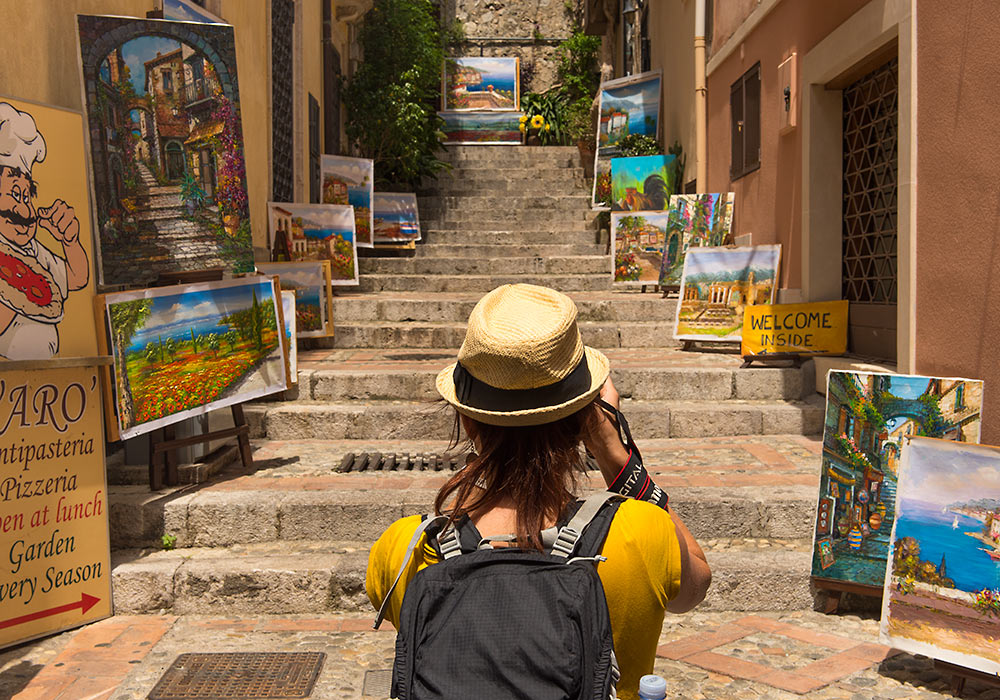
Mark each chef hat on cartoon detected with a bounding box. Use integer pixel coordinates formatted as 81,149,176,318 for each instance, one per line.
0,102,47,176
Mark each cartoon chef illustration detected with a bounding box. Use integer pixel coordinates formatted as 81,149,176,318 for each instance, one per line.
0,101,90,360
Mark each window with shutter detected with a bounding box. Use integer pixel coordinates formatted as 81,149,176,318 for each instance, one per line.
271,0,295,202
730,62,761,180
322,0,342,155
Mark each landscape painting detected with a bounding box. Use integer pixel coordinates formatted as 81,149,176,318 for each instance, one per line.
162,0,225,23
610,155,676,211
321,155,373,248
880,438,1000,676
256,261,332,338
281,290,297,379
443,57,519,111
592,71,661,207
373,193,421,243
440,111,523,145
658,193,736,286
811,371,983,588
77,15,253,286
674,245,779,341
612,212,669,285
103,277,287,440
267,202,358,284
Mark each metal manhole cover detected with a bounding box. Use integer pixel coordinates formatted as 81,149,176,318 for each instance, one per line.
148,652,325,699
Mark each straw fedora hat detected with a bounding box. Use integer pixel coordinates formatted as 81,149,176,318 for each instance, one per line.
436,284,610,426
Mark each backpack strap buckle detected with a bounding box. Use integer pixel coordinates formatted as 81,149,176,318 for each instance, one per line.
550,525,581,557
437,527,463,559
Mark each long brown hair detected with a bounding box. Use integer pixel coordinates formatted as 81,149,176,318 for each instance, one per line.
434,406,596,550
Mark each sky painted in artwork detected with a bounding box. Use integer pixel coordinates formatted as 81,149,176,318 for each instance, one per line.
275,204,355,231
258,264,327,290
684,247,779,277
119,35,184,96
614,212,670,231
163,0,224,23
602,78,661,118
322,156,371,188
898,439,1000,507
119,281,275,351
611,155,675,184
450,57,518,93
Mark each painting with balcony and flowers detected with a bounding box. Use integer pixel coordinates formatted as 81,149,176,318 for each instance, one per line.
811,370,984,589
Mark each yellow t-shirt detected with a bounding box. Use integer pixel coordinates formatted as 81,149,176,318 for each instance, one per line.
366,499,682,700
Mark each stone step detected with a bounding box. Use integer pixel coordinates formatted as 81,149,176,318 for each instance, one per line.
328,320,678,349
330,292,674,323
440,146,581,167
420,209,596,225
246,397,826,441
422,229,598,245
110,540,812,615
418,180,585,197
359,255,608,276
417,194,591,211
358,273,611,293
414,243,604,258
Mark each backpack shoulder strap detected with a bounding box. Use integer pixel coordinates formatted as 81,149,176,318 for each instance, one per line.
550,491,625,558
373,514,449,630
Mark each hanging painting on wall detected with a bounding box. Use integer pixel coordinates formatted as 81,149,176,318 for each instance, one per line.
658,193,735,286
77,14,253,286
373,193,421,243
0,96,98,359
811,371,983,589
443,57,519,111
98,276,287,441
256,260,333,339
439,111,524,145
320,155,373,248
267,202,358,284
611,211,669,286
880,437,1000,676
592,71,662,208
610,155,676,211
674,245,779,341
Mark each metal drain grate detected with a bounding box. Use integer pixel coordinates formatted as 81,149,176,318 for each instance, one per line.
148,652,325,699
337,452,466,473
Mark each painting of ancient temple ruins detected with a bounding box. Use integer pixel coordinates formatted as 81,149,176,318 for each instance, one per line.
811,371,983,589
77,15,253,286
880,438,1000,676
658,193,735,286
443,57,519,111
267,202,358,284
612,212,669,285
321,155,373,248
674,245,779,341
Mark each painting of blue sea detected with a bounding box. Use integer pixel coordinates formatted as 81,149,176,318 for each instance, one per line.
444,57,519,111
440,111,523,145
373,193,421,243
881,438,1000,676
321,156,374,247
256,261,332,338
268,203,358,285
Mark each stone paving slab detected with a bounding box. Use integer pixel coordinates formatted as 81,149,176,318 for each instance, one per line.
5,611,1000,699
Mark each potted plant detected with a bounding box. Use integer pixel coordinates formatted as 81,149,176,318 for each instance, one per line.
520,113,551,145
180,172,207,216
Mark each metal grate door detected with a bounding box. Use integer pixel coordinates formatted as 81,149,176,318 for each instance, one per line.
842,57,898,360
271,0,295,202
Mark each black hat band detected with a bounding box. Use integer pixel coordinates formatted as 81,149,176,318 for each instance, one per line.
453,356,593,412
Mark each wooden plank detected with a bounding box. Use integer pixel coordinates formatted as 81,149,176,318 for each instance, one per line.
0,356,112,370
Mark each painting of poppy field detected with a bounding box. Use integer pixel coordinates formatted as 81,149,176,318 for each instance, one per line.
104,277,287,439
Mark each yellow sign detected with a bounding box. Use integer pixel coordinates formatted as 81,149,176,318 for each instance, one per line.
0,361,111,649
741,300,848,356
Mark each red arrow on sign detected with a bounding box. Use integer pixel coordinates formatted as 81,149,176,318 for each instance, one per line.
0,593,101,631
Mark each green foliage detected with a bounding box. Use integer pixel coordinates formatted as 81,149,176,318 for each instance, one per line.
161,533,177,550
443,19,465,47
344,0,447,188
180,172,208,209
557,30,601,102
917,394,947,436
522,91,569,145
618,134,662,157
667,141,686,195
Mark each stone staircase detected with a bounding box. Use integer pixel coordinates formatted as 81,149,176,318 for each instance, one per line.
108,146,827,618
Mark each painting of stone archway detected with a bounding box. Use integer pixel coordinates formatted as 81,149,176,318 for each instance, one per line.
77,14,252,286
811,370,984,589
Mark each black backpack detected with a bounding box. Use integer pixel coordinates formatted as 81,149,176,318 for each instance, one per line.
374,491,626,700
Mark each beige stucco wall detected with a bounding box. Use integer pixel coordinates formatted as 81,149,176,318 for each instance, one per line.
704,0,868,290
913,0,1000,443
647,0,696,187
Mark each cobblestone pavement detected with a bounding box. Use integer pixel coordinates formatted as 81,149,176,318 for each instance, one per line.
4,610,1000,699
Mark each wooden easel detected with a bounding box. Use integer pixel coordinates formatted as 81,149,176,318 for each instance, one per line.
740,352,806,369
934,659,1000,696
812,577,882,614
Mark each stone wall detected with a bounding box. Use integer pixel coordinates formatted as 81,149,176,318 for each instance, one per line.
441,0,579,93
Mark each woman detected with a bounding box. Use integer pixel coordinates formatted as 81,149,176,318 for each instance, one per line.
367,283,711,699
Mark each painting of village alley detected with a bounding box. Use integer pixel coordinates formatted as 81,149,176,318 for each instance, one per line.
812,372,983,588
105,278,285,439
612,212,668,285
444,57,519,111
78,16,253,285
880,438,1000,676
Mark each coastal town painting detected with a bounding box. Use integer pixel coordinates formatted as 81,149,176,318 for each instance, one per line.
439,111,523,145
281,290,297,379
373,193,421,243
880,438,1000,676
592,71,661,207
256,261,333,338
658,193,736,286
610,155,676,211
101,277,287,440
267,202,358,284
674,245,779,341
77,15,253,286
321,155,373,247
612,212,669,285
443,57,519,111
811,371,984,589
